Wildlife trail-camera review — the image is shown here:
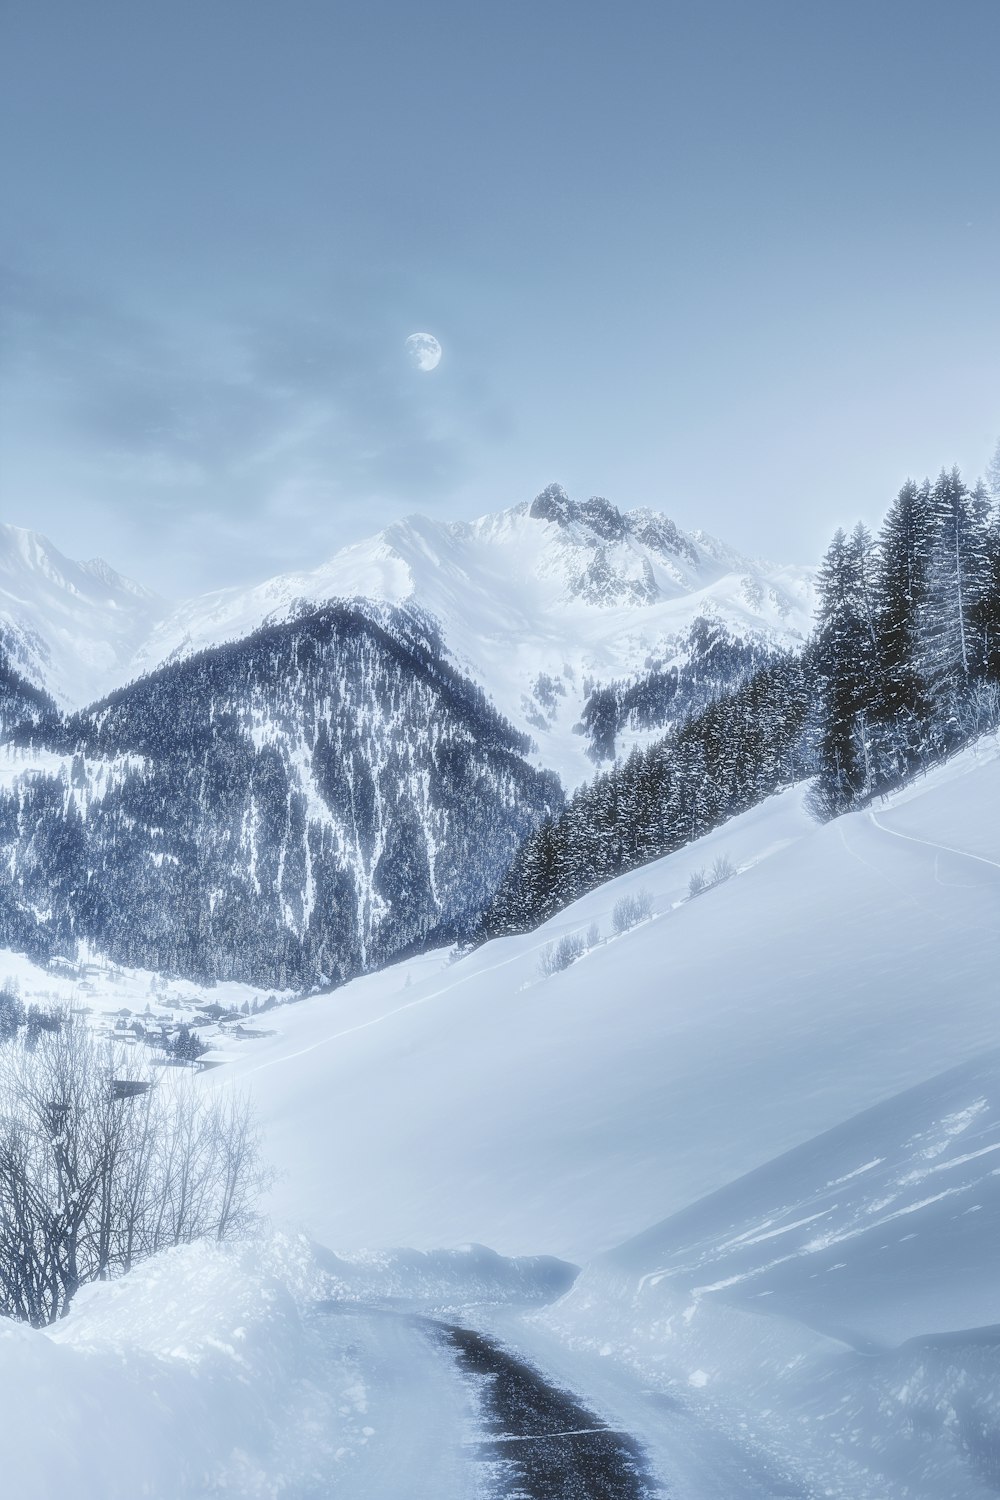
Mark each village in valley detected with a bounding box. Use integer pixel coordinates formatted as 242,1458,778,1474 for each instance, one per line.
0,949,288,1070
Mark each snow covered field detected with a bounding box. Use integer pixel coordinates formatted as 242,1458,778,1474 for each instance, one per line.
2,734,999,1496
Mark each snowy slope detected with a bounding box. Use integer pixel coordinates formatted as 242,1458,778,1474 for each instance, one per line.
522,1047,1000,1500
0,523,164,708
4,740,999,1497
214,734,1000,1265
127,489,815,785
607,1046,1000,1350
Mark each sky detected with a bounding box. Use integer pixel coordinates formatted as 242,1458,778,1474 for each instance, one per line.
1,0,998,598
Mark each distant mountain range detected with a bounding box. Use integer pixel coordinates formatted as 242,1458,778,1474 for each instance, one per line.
0,488,816,987
2,486,814,783
0,523,164,711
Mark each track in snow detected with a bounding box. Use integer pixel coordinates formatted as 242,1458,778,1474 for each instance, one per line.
435,1320,660,1500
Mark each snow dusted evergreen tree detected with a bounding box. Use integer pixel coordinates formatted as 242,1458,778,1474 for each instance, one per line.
987,436,1000,502
873,478,934,778
811,464,1000,816
918,467,991,745
972,498,1000,684
812,528,879,813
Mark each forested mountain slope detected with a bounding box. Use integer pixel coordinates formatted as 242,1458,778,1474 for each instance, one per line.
0,651,56,739
485,466,1000,939
0,603,558,986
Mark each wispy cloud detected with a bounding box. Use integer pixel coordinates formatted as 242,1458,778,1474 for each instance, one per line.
0,266,503,591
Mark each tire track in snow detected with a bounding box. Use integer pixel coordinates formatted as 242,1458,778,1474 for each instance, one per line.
835,813,995,944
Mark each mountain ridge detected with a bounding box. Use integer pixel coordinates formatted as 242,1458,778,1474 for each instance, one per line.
0,599,558,987
2,489,815,785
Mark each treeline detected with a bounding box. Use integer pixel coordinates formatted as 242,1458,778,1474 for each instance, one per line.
813,467,1000,815
481,460,1000,940
480,653,814,936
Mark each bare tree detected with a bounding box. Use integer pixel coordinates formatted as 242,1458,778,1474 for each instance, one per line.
538,932,586,977
612,888,653,934
0,1019,270,1325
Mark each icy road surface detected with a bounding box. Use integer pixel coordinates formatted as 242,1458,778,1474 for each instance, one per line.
316,1301,659,1500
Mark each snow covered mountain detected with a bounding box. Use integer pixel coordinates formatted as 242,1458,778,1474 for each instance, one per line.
128,486,815,785
1,491,814,787
0,523,165,709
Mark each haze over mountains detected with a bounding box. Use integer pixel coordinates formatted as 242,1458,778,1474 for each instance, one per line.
0,523,164,710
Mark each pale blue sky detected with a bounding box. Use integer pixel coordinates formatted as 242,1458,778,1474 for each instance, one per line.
1,1,998,594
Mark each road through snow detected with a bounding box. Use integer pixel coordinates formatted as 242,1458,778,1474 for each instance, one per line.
476,1309,815,1500
311,1300,833,1498
314,1303,658,1499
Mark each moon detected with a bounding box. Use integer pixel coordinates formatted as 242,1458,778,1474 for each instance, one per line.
405,331,442,372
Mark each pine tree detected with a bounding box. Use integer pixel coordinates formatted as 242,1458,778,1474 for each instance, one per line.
0,987,24,1042
874,478,934,782
987,436,1000,503
813,528,878,811
171,1024,207,1063
919,467,990,744
972,501,1000,684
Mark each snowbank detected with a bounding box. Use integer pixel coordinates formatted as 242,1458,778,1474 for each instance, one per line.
315,1241,577,1311
529,1044,1000,1498
0,1235,360,1500
0,1230,583,1500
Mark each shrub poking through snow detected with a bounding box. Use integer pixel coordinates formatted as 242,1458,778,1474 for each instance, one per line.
611,889,654,935
689,854,737,898
0,1018,270,1325
538,932,586,977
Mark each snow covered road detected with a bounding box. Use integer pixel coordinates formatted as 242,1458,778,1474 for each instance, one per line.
309,1304,475,1500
